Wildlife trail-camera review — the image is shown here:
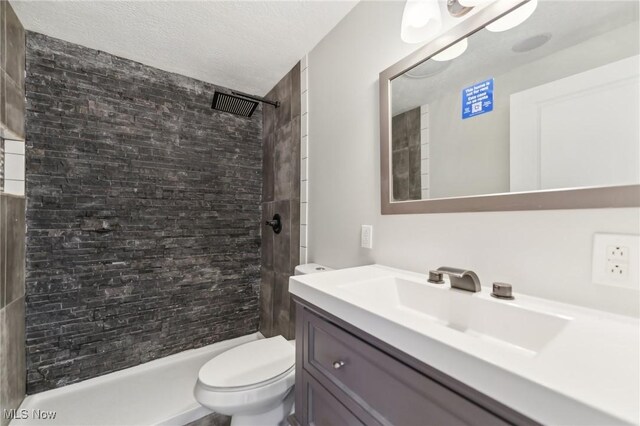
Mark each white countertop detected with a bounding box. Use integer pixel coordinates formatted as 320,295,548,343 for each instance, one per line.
290,264,640,425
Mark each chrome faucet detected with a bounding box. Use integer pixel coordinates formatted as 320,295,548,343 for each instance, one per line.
428,266,481,293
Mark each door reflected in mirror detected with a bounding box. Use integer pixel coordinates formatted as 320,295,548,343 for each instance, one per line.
390,0,639,202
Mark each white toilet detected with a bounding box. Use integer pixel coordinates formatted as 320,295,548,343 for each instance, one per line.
194,263,332,426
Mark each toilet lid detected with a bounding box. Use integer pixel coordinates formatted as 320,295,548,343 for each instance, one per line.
198,336,295,389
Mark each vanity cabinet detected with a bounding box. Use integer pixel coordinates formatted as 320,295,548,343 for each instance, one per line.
291,298,537,426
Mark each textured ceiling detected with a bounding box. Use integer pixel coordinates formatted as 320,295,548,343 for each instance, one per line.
10,1,358,95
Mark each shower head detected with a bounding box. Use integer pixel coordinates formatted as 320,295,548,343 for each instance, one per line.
211,90,280,118
211,91,259,117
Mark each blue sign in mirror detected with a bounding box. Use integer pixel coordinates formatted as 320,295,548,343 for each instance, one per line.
462,78,494,119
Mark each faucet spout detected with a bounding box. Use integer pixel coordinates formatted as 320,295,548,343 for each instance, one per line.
432,266,481,293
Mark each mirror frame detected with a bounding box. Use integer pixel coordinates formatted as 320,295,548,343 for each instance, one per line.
380,0,640,214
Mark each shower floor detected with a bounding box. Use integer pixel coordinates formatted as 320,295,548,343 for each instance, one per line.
13,333,261,426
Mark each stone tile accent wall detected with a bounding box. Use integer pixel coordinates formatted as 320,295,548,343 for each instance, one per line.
260,62,301,340
24,32,262,393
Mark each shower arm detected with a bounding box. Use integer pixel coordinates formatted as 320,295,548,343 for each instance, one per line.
231,91,280,108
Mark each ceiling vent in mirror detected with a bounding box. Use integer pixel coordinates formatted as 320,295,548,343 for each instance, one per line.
512,33,552,53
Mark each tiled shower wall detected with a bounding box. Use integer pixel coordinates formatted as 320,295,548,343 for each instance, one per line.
24,32,262,393
391,107,421,201
0,1,26,423
260,62,301,340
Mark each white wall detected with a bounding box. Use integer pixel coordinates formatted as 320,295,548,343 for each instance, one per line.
306,1,640,316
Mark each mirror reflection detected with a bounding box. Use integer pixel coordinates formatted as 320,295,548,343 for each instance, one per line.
390,1,639,202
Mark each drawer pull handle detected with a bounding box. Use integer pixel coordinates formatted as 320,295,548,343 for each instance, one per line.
333,360,345,369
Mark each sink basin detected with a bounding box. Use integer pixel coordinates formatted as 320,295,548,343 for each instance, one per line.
339,276,571,356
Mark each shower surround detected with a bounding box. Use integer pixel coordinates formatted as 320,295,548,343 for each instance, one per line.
24,32,262,393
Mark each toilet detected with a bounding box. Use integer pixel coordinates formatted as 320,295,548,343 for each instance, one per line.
194,263,332,426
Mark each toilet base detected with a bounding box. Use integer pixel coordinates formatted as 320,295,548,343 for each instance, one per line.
230,388,295,426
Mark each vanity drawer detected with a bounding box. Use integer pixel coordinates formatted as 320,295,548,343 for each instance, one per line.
302,371,365,426
303,309,509,426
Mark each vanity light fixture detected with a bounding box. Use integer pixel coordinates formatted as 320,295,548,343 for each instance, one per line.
446,0,474,18
486,0,538,32
401,0,443,44
457,0,491,6
431,37,468,61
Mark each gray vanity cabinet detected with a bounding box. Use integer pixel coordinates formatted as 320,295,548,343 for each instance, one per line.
292,298,537,426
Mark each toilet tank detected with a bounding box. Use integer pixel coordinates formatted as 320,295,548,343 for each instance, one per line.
294,263,333,276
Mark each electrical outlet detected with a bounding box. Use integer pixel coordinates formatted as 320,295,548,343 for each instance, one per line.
606,245,629,262
592,233,639,288
606,261,629,280
361,225,373,249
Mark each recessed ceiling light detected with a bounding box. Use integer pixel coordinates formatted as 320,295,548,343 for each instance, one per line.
432,38,469,61
512,33,552,53
486,0,538,33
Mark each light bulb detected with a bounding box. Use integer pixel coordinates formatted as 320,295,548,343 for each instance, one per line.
431,38,468,61
407,3,430,28
486,0,538,32
401,0,443,44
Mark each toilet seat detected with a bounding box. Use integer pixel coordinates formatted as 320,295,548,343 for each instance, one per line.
198,364,294,392
198,336,295,390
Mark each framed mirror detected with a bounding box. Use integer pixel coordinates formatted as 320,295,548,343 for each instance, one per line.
380,0,640,214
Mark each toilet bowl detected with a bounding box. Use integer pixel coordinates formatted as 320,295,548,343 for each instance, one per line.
194,336,296,426
194,264,332,426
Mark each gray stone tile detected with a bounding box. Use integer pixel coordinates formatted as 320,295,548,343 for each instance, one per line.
392,150,409,179
259,268,274,338
4,2,25,89
4,77,24,139
273,200,290,275
261,201,274,271
0,195,6,309
291,62,301,119
0,1,6,77
262,121,274,203
392,113,408,150
4,195,25,305
274,72,292,130
0,73,5,134
0,296,26,426
274,121,294,201
273,272,291,338
263,88,276,139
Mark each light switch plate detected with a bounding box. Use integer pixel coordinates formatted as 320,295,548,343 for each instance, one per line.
592,233,639,289
361,225,373,249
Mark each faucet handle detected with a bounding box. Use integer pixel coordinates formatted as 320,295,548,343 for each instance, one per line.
428,270,445,284
491,282,514,300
